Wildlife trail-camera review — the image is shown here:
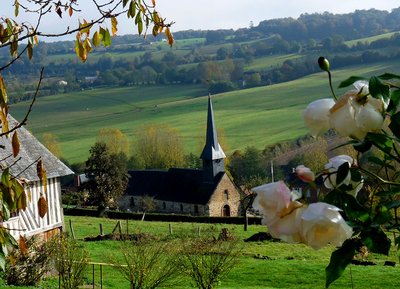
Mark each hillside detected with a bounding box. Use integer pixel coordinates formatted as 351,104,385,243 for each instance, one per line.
12,59,400,164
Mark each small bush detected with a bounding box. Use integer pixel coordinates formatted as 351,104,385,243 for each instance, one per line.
49,234,88,289
6,237,53,286
177,237,241,289
115,239,178,289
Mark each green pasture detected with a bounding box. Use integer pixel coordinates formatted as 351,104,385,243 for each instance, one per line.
11,59,400,164
1,215,399,289
345,30,400,47
245,54,304,71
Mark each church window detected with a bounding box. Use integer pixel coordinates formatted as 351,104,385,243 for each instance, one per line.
130,197,135,207
180,204,183,212
224,189,229,200
194,205,199,214
163,202,166,210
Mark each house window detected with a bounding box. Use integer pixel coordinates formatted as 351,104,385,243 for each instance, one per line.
180,204,183,212
224,189,229,200
194,205,199,214
163,202,166,210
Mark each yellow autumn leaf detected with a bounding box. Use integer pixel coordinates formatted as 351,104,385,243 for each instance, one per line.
92,31,100,47
165,27,174,46
111,17,118,36
12,131,20,157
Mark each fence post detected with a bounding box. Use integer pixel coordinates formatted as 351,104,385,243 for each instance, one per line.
100,264,103,289
197,226,201,236
69,219,76,240
100,223,104,236
92,264,95,289
126,219,129,235
169,223,173,235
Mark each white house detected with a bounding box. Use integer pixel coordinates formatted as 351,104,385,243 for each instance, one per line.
0,116,73,241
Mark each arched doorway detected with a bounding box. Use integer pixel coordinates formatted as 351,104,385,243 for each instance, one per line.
222,205,231,216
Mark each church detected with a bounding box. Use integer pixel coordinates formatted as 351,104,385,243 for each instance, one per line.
119,95,241,217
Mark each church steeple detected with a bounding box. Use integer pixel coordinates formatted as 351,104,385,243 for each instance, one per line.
200,94,226,182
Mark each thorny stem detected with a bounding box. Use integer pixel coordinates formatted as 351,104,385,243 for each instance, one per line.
357,167,400,187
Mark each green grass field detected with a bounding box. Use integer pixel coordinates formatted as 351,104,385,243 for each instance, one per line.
1,215,399,289
10,59,400,164
345,31,400,47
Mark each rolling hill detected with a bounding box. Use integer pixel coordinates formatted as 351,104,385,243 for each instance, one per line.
11,59,400,164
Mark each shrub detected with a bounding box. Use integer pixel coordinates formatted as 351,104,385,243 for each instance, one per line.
177,237,241,289
5,237,53,286
49,234,88,289
115,239,178,289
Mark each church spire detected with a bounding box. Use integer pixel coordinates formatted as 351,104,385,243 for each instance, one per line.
201,94,225,181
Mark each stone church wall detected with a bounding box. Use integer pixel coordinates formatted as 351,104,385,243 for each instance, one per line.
207,174,241,217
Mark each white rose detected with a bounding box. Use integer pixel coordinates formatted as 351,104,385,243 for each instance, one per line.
268,204,305,243
303,98,335,137
300,202,353,250
329,81,384,140
324,155,363,197
252,181,292,225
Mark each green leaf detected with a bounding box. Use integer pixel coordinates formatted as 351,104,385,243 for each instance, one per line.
372,205,391,224
338,76,367,88
123,0,130,8
367,156,384,166
351,139,372,153
128,0,136,18
389,112,400,139
386,199,400,209
101,28,111,47
377,73,400,80
369,76,390,101
135,12,143,35
350,169,362,183
360,227,391,255
325,239,356,288
336,162,350,186
365,133,393,155
387,90,400,113
0,250,5,271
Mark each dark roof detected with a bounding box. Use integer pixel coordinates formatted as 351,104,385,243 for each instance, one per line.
0,116,73,181
126,168,225,204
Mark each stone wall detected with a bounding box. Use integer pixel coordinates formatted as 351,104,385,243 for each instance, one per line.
119,196,208,216
207,174,241,217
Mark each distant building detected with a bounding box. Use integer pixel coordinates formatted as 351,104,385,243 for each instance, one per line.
0,116,73,241
120,95,241,216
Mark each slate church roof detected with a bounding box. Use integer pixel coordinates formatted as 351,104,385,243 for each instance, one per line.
126,169,225,204
0,116,73,181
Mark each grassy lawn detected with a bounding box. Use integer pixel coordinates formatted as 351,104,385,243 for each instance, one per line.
1,215,399,289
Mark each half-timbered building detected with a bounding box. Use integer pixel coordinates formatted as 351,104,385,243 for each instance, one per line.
0,117,73,241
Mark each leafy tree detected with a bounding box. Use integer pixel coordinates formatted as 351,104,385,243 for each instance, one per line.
42,132,61,158
228,146,268,188
132,124,185,169
85,142,129,214
96,128,129,156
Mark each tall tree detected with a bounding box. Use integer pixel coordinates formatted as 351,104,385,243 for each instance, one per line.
85,142,129,215
96,128,129,156
42,133,61,158
132,124,185,169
